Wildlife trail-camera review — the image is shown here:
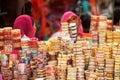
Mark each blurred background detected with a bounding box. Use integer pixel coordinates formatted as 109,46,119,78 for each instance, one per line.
0,0,119,28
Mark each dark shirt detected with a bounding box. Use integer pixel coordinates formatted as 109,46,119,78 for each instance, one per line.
21,2,32,16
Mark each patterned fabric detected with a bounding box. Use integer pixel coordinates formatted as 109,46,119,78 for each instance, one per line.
13,15,35,38
60,11,83,37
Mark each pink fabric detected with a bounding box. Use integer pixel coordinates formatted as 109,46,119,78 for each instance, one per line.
12,50,18,54
60,11,83,37
13,15,35,38
0,74,2,80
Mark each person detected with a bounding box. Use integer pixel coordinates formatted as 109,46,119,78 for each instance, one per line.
60,11,83,37
49,11,83,43
88,0,100,15
114,8,120,26
13,14,35,38
21,0,32,16
81,14,91,33
31,0,53,41
113,8,120,31
80,0,90,15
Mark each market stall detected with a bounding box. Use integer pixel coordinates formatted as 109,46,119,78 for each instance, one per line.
0,15,120,80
